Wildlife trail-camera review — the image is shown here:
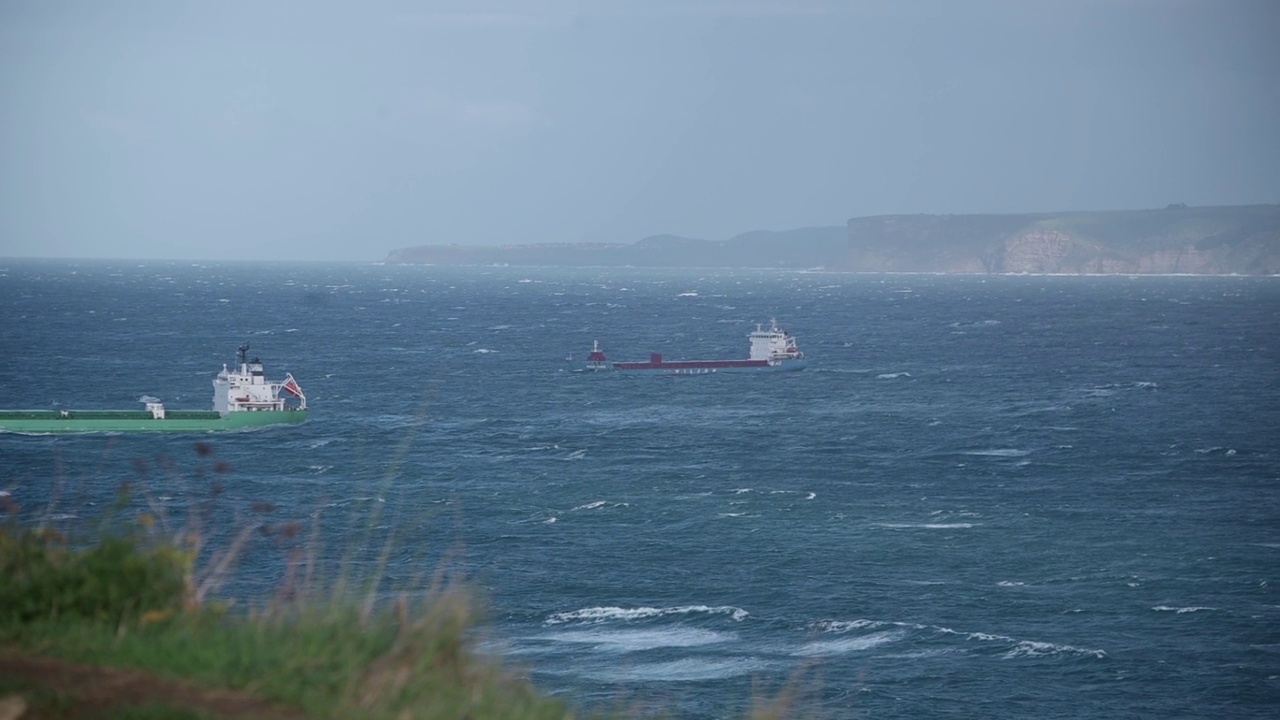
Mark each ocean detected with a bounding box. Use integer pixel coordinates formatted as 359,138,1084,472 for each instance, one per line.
2,258,1278,718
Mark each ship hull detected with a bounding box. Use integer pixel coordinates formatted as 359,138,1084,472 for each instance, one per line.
568,319,807,375
0,409,307,434
572,358,807,374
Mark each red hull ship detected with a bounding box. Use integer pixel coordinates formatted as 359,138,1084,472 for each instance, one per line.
569,320,807,375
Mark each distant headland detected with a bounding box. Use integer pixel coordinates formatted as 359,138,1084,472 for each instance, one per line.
383,204,1280,275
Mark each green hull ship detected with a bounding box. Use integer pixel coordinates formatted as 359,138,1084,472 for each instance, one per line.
0,409,306,434
0,344,307,435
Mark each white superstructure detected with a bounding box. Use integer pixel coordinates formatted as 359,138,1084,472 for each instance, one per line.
212,344,306,416
748,319,805,363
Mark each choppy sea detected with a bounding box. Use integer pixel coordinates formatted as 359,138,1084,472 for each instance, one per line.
1,259,1278,718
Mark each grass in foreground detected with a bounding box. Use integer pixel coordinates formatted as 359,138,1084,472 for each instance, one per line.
0,447,820,720
0,521,587,720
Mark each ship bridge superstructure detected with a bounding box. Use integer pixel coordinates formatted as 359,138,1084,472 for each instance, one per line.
748,319,804,363
213,344,306,416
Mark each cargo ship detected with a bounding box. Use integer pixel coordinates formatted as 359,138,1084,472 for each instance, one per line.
569,319,807,374
0,344,307,434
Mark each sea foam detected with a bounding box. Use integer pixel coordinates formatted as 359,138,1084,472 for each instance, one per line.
546,605,749,625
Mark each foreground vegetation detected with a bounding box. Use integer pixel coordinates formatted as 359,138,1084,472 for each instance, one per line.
0,448,809,720
0,519,580,719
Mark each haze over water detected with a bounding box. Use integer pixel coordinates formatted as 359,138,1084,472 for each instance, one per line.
2,260,1278,718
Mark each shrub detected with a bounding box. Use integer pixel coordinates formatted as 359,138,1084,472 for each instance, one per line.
0,525,186,627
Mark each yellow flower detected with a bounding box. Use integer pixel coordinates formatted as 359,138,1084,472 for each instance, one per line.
140,608,174,626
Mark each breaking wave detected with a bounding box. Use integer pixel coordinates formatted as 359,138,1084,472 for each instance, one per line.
546,605,749,625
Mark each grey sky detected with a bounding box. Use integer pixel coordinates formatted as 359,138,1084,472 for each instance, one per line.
2,0,1277,261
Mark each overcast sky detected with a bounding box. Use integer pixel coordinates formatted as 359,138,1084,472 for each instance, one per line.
2,0,1277,261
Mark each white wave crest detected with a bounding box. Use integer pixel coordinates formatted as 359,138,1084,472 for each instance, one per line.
810,618,894,633
1152,605,1215,614
546,605,749,625
840,619,1107,660
794,630,903,657
943,627,1106,659
963,448,1030,457
572,501,607,511
949,319,1001,328
1004,640,1107,659
138,395,162,403
877,372,912,379
540,627,730,651
876,522,974,529
584,657,771,682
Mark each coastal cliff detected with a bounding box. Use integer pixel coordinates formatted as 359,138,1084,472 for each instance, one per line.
383,204,1280,275
833,205,1280,275
382,227,848,269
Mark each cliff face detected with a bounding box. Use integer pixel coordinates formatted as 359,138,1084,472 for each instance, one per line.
831,206,1280,275
986,231,1121,273
381,205,1280,275
979,229,1271,274
836,214,1034,273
